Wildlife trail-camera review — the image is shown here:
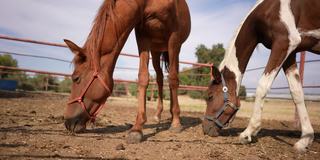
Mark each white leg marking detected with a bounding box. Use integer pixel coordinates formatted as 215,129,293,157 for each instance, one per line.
219,0,264,95
286,68,314,152
240,69,279,143
280,0,315,152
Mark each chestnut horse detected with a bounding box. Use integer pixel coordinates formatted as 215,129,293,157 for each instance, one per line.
203,0,319,152
63,0,190,143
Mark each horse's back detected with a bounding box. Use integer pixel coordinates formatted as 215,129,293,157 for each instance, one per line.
246,0,320,53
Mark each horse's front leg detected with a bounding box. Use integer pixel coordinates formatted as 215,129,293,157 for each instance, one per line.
240,34,301,145
168,35,183,133
127,38,150,144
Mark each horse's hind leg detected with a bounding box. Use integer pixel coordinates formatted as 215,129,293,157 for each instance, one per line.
151,51,164,123
239,34,301,145
282,54,314,152
167,35,182,133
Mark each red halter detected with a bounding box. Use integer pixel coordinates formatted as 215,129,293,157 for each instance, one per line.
68,66,111,123
67,11,111,123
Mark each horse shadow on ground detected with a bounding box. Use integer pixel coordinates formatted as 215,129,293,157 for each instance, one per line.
0,113,201,141
0,154,127,160
142,116,202,141
219,127,320,146
0,90,28,98
87,116,202,142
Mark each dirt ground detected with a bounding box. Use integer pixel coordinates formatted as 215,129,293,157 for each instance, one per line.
0,91,319,160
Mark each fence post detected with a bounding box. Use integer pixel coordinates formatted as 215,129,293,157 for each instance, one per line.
45,75,49,91
125,82,131,96
299,51,306,85
210,63,214,80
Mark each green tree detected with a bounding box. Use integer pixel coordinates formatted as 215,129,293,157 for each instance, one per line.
180,44,225,99
179,43,247,99
195,43,225,65
0,54,18,78
58,77,72,93
30,74,59,91
0,54,32,90
239,85,247,99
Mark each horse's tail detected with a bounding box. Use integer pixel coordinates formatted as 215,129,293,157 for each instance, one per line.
161,51,170,73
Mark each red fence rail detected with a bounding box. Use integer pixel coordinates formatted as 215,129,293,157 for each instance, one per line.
2,34,318,93
0,65,207,91
0,34,213,68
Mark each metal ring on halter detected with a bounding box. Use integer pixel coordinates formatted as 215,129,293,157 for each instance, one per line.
222,86,228,93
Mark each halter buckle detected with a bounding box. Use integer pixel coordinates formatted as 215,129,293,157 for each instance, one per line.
222,86,228,93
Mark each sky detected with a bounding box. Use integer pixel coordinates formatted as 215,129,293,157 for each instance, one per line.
0,0,319,94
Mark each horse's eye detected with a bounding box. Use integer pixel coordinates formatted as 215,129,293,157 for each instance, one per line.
72,75,81,84
205,94,214,102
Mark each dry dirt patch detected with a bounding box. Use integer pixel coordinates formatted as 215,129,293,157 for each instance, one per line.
0,92,319,160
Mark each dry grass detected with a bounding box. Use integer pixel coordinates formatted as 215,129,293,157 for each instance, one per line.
107,96,320,124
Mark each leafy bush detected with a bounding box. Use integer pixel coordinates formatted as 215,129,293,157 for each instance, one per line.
239,85,247,99
0,54,18,79
58,78,72,93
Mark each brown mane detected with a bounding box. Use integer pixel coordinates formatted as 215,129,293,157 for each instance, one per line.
83,0,116,67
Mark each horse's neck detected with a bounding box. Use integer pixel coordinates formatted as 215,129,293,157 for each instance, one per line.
219,24,258,95
97,1,143,76
219,1,264,95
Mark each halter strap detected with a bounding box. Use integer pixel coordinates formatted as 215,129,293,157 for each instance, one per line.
221,73,229,102
68,70,111,122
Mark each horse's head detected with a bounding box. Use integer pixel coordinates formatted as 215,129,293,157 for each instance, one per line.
63,39,111,133
203,66,240,137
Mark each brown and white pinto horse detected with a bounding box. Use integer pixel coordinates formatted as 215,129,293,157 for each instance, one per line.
203,0,319,152
63,0,190,143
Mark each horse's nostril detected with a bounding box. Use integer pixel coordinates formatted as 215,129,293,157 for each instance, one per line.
64,115,88,133
202,120,220,137
64,119,79,133
64,120,71,131
72,119,79,133
70,118,86,133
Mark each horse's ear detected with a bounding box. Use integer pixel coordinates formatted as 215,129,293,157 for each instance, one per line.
211,66,222,84
64,39,86,63
64,39,84,55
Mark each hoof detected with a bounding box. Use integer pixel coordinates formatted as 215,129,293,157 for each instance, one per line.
294,142,308,153
169,125,183,133
153,116,161,123
126,131,143,144
239,133,252,144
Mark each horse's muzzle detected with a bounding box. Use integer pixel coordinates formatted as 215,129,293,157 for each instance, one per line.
202,118,220,137
64,117,86,133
